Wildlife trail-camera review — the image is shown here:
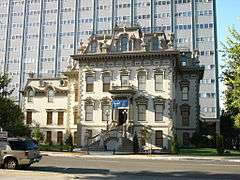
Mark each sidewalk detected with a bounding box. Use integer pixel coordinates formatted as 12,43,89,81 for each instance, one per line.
40,151,240,163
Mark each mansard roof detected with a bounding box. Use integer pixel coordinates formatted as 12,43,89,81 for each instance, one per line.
73,26,176,58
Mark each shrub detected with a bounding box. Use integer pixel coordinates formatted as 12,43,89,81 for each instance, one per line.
191,133,210,148
216,134,224,155
65,133,74,152
133,133,139,154
31,123,44,144
171,135,179,154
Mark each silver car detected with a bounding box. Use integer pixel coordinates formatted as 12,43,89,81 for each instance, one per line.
0,138,42,169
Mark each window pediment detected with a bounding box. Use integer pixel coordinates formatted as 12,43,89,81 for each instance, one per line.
45,85,55,92
101,97,112,107
179,80,190,89
154,66,164,75
84,97,95,106
137,67,147,75
154,96,165,104
135,96,148,106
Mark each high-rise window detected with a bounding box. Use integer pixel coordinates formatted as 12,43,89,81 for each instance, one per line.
47,111,53,125
26,111,32,124
86,76,94,92
103,74,110,92
85,105,93,121
57,112,64,125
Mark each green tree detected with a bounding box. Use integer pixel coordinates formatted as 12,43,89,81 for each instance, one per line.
133,133,139,154
216,134,224,155
0,97,30,137
222,26,240,128
65,133,74,151
171,135,179,154
0,74,14,98
32,123,44,143
0,74,30,137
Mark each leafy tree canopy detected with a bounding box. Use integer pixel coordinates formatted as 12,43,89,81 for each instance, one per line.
222,26,240,128
0,73,14,98
0,73,30,137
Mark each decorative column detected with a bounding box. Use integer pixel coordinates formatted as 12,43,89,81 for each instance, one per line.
77,64,83,146
64,66,79,136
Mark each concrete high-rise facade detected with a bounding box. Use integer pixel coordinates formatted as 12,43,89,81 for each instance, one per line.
0,0,219,124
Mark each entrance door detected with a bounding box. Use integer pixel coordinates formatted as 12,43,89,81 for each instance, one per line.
118,109,127,126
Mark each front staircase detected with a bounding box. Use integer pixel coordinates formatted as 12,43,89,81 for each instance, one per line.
87,125,134,152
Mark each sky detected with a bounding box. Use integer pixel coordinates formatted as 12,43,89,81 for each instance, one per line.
216,0,240,108
217,0,240,65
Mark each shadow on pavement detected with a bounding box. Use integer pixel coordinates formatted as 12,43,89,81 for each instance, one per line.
29,166,110,175
24,166,240,180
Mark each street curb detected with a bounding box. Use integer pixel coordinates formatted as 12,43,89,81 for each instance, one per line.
40,151,240,162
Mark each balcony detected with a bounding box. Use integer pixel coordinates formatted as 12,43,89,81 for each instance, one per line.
109,85,137,95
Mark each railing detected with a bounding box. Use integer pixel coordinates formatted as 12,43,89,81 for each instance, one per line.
87,125,125,148
109,85,137,94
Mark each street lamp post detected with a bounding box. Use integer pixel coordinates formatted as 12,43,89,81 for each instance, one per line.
105,109,110,131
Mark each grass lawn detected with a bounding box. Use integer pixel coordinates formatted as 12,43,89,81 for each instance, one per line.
179,148,240,156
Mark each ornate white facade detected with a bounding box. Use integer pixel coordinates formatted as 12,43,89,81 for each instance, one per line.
22,26,204,151
71,27,204,151
22,71,79,144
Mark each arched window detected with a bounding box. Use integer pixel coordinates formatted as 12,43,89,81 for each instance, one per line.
28,89,34,102
120,37,128,51
47,89,54,102
152,37,159,51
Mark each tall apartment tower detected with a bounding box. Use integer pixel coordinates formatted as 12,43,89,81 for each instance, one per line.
0,0,219,127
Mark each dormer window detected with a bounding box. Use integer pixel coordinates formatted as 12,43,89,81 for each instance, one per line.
120,37,128,51
90,42,98,53
28,90,34,102
151,37,159,51
47,89,54,102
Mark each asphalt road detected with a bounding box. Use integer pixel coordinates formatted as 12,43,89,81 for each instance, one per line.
0,156,240,180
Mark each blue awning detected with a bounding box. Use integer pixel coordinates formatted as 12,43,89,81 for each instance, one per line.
112,100,128,108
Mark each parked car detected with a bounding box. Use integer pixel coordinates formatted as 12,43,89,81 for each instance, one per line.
0,138,42,169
